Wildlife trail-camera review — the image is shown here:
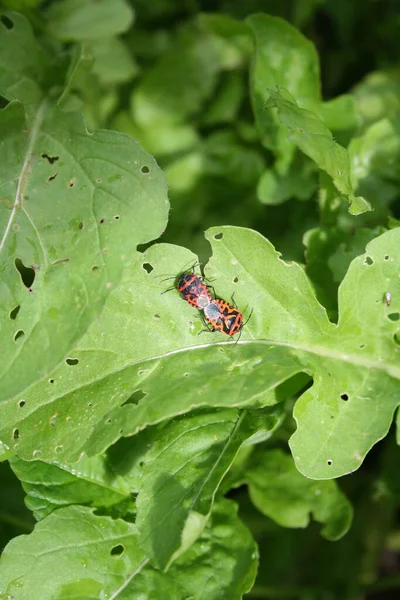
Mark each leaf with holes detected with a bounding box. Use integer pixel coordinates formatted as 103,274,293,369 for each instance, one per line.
244,449,352,540
0,499,257,599
0,505,147,599
4,224,400,481
0,106,168,414
0,11,48,115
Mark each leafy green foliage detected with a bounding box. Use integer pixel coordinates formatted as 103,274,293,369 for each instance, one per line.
244,448,353,540
1,1,400,598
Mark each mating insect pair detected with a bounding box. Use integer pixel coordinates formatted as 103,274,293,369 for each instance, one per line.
163,268,251,339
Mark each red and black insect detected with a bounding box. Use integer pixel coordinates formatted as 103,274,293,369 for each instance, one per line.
162,267,215,309
203,297,252,339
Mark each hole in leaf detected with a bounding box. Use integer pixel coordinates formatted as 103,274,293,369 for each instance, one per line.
55,446,63,454
154,313,160,319
14,329,24,341
123,390,147,406
233,277,239,283
359,344,365,349
110,544,125,556
364,256,373,265
340,393,349,401
49,379,55,384
41,153,59,164
327,460,332,466
92,265,99,272
97,178,102,183
66,358,79,366
15,258,35,288
1,15,14,29
184,373,189,377
214,233,223,240
114,215,120,220
141,165,150,174
12,428,19,440
106,419,112,424
68,179,76,188
394,332,400,346
78,222,83,229
99,218,105,224
10,305,20,320
143,263,153,274
18,400,26,408
388,313,400,322
47,172,58,183
88,403,93,407
384,255,390,260
119,428,123,434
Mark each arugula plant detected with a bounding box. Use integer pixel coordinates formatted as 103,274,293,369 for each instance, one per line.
1,2,400,598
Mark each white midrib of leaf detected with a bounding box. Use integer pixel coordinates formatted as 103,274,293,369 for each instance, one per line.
108,558,149,600
97,338,400,382
0,99,47,254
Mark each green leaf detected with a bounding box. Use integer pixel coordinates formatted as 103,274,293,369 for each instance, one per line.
90,37,138,85
3,225,400,480
266,87,372,215
349,118,400,207
245,449,352,540
136,407,282,569
353,70,400,129
0,101,168,409
169,499,258,600
0,505,146,599
0,11,47,111
246,13,320,158
46,0,134,42
203,131,265,187
257,152,317,205
9,454,132,520
0,500,257,599
131,25,220,127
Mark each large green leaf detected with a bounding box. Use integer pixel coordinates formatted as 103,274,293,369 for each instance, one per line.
0,101,168,409
0,10,168,410
0,505,147,599
245,449,352,540
0,500,257,599
3,225,400,480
